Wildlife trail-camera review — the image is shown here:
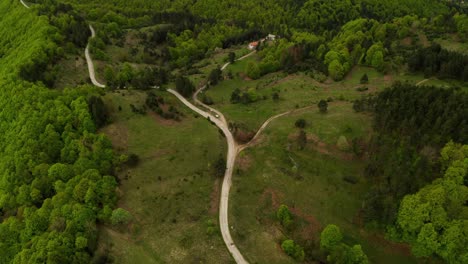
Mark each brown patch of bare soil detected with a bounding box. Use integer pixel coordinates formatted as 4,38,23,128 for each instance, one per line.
234,129,255,144
147,111,178,126
289,206,322,240
401,37,412,46
100,122,129,152
288,132,355,161
260,188,284,209
209,178,221,215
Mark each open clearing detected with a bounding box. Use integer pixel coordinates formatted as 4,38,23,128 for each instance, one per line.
229,103,417,263
98,90,232,264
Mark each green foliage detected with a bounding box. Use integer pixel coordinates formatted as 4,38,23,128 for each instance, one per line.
396,142,468,262
320,224,343,250
360,73,369,84
281,239,305,261
245,61,261,80
228,52,236,63
321,224,369,264
295,119,306,129
363,84,468,225
0,2,117,263
214,155,226,178
175,75,195,98
88,95,109,128
318,100,328,113
328,60,345,81
209,67,223,85
276,204,293,227
230,88,259,105
111,208,132,226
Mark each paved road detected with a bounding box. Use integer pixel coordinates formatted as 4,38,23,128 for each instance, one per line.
167,89,248,264
85,25,106,88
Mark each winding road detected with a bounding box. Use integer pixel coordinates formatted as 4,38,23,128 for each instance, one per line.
193,51,256,126
168,89,248,264
170,50,314,263
85,25,106,88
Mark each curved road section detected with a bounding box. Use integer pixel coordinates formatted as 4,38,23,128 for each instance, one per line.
20,0,29,8
167,89,248,264
85,25,106,88
193,51,256,126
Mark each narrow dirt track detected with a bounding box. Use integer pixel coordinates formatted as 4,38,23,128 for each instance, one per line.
170,48,314,263
20,0,29,8
85,25,106,88
167,89,248,264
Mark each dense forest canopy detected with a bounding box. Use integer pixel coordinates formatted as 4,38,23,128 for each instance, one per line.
0,0,467,263
0,1,118,263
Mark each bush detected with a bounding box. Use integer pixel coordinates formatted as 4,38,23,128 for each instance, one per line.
360,73,369,84
127,153,139,167
276,205,293,227
336,135,350,151
295,118,307,128
320,224,343,250
110,208,132,225
356,86,368,92
281,239,305,261
318,99,328,113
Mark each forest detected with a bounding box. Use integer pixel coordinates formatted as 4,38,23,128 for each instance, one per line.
0,1,120,263
0,0,467,263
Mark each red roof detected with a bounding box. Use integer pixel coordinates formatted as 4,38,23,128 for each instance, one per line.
249,41,259,46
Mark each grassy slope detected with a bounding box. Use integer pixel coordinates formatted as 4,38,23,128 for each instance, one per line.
99,90,232,264
204,64,382,132
229,103,416,263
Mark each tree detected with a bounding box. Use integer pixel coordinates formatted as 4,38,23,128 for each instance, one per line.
246,61,261,79
276,204,293,227
75,236,88,250
230,88,241,103
318,100,328,113
111,208,132,225
272,92,280,101
228,52,236,63
104,66,116,88
209,67,222,85
88,96,108,128
360,73,369,84
295,118,306,128
281,239,305,261
175,75,195,97
396,142,468,263
371,51,384,72
127,153,139,167
328,60,345,81
320,224,343,250
214,155,226,178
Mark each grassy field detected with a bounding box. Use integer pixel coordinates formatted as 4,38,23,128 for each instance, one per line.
98,90,233,264
203,61,468,133
54,54,93,89
189,46,252,86
203,66,383,132
228,103,417,263
434,37,468,55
